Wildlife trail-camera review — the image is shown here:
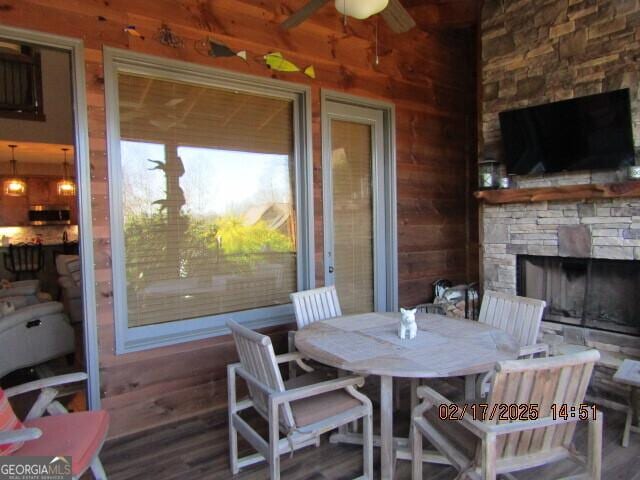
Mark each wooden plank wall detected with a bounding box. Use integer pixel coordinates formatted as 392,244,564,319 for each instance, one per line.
0,0,478,438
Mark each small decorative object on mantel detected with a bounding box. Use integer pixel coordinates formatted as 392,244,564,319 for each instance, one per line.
195,38,247,61
263,52,316,79
398,307,417,340
478,159,500,189
628,165,640,180
155,23,184,48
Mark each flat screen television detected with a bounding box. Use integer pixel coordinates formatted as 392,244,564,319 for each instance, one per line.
499,89,635,175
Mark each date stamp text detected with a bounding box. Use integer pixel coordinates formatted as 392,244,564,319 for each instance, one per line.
438,403,597,421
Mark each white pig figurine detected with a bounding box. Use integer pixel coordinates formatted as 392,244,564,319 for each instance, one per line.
399,307,417,340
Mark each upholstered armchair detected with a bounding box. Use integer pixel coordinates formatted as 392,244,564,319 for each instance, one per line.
0,301,75,378
55,254,83,325
0,279,45,308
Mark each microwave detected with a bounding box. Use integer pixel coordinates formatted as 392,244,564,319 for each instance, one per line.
28,205,71,225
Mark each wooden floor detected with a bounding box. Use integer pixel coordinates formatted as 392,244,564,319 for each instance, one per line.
101,379,640,479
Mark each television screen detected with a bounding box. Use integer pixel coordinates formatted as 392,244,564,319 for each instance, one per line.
499,89,635,175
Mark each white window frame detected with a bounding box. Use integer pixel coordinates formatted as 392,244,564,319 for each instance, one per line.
104,48,314,353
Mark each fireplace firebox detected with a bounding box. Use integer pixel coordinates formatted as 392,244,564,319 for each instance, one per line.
517,255,640,336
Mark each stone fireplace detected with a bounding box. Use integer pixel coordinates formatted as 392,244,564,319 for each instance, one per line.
482,196,640,401
480,0,640,402
517,255,640,336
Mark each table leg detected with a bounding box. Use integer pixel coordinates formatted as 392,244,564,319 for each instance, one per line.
410,378,419,413
380,375,394,480
465,374,477,401
338,370,348,436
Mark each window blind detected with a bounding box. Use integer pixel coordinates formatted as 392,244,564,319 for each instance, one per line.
330,120,374,314
118,72,297,328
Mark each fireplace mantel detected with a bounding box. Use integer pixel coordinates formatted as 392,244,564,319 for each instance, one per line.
475,180,640,205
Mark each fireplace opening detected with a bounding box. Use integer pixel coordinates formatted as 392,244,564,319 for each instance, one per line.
517,255,640,336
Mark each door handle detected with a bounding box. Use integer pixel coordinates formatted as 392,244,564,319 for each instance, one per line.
328,266,334,273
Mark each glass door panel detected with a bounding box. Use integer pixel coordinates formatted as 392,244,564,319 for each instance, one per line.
330,120,374,314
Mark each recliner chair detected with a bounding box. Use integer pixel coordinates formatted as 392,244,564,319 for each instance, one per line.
0,298,75,379
55,255,82,325
0,279,43,308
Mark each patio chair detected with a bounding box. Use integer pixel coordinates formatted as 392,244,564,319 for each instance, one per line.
474,290,548,397
287,285,343,376
0,372,109,479
290,285,342,329
478,291,548,357
227,320,373,480
411,349,602,480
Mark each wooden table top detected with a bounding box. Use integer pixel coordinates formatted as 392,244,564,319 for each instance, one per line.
295,312,520,378
614,359,640,388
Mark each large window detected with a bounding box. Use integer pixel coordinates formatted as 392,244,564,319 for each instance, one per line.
106,50,312,352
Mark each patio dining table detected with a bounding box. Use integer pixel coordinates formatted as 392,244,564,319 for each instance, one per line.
294,311,520,480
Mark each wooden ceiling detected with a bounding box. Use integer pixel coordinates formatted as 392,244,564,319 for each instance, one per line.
0,140,74,165
403,0,481,29
287,0,481,30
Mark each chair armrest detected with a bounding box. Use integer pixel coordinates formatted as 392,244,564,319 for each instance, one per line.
231,364,278,397
518,343,549,358
272,374,365,405
5,372,88,398
0,428,42,446
278,346,315,374
275,352,306,364
58,280,82,299
0,280,39,298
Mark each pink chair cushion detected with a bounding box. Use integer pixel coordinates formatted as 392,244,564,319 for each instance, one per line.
0,388,24,455
18,411,109,476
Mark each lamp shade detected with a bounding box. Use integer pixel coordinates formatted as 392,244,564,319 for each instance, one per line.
3,178,27,196
57,147,76,196
3,145,26,197
334,0,389,19
57,179,76,196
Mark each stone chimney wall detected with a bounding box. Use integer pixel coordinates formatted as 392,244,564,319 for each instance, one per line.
480,0,640,405
481,0,640,173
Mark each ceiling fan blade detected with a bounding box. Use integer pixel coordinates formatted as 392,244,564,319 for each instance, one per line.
381,0,416,33
281,0,330,29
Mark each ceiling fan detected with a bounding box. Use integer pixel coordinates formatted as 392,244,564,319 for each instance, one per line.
281,0,417,33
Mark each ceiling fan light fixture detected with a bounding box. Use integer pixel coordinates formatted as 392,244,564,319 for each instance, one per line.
334,0,389,20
